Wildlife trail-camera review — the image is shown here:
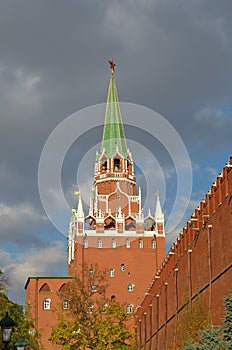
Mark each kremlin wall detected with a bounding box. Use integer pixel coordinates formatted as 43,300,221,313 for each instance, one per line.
135,156,232,349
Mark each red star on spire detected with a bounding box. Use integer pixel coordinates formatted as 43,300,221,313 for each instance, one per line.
108,59,115,73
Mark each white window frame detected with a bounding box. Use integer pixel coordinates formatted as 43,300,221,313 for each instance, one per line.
152,240,156,249
109,268,115,278
91,284,97,293
43,298,51,310
84,239,88,248
98,239,102,248
128,284,134,292
126,304,134,313
126,240,130,248
138,240,143,249
63,299,69,310
112,239,116,248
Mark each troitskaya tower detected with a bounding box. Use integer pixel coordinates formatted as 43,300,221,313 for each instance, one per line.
68,60,165,309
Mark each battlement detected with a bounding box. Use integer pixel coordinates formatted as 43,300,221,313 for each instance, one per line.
135,156,232,349
167,155,232,260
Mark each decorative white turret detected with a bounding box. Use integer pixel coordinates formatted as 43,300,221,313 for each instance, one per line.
68,208,76,263
154,192,164,235
74,191,84,234
77,193,84,218
89,196,93,216
155,191,164,220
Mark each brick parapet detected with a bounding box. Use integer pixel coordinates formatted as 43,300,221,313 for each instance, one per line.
135,157,232,349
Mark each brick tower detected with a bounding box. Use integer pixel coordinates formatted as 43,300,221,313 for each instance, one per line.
25,61,166,349
68,60,166,311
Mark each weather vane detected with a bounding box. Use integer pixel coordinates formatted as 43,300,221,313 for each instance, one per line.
108,59,115,73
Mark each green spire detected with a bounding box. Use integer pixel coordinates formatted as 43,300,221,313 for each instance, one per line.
100,60,128,159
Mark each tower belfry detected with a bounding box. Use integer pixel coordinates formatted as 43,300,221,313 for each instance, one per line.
90,60,140,231
68,60,165,308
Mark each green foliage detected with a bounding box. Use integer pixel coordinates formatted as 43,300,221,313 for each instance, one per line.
50,263,136,350
183,327,228,350
0,269,9,292
182,291,232,350
175,299,210,349
0,270,41,350
222,293,232,348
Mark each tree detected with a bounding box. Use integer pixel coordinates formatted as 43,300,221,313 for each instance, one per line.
0,269,9,292
50,263,136,350
0,270,41,350
222,292,232,348
182,291,232,350
175,299,209,349
184,327,228,350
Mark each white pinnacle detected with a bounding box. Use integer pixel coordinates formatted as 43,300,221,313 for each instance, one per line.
77,193,84,218
155,191,163,220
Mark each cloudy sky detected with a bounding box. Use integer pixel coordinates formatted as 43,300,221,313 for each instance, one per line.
0,0,231,304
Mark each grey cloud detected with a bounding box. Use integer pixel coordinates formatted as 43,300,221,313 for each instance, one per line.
2,241,67,304
0,202,48,248
0,0,231,303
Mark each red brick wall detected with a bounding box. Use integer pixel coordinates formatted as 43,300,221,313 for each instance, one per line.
25,277,74,350
136,157,232,349
68,235,165,308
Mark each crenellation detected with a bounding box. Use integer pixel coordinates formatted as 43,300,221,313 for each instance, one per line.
135,157,232,349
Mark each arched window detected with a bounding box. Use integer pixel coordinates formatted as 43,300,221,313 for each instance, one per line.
84,239,88,248
112,239,116,248
152,240,156,249
39,283,51,293
102,160,107,171
138,240,143,249
125,239,130,248
121,263,125,272
126,304,134,313
43,298,51,310
114,158,120,170
128,284,134,292
59,283,67,293
98,239,102,248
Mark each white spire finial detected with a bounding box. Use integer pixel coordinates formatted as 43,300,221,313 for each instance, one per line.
155,191,163,219
94,186,98,213
138,186,142,216
89,196,93,215
75,191,84,218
